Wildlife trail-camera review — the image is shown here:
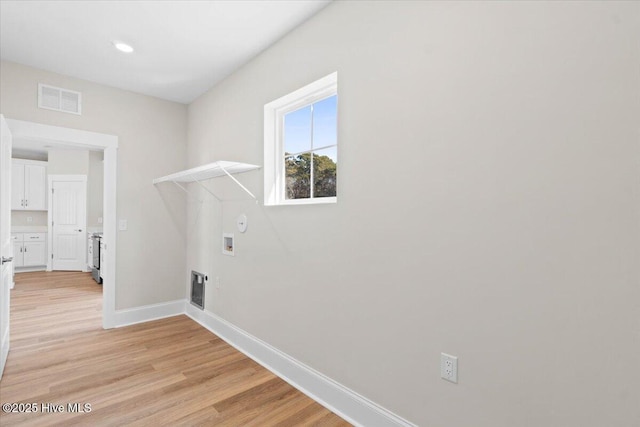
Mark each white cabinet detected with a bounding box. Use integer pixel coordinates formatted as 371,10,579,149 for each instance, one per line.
12,233,47,268
12,241,22,266
11,159,47,211
24,240,46,266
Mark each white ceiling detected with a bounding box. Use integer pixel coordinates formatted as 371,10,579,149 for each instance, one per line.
0,0,331,104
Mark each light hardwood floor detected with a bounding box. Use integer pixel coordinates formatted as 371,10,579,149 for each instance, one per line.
0,271,350,426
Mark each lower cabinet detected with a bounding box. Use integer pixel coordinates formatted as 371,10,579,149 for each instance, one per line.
12,233,47,268
12,242,22,266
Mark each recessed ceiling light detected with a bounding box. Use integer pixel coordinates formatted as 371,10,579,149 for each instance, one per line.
113,41,134,53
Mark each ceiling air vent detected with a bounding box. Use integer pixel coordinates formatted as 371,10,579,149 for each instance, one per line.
38,84,82,115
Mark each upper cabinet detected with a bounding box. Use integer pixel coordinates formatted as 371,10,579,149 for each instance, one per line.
12,159,47,211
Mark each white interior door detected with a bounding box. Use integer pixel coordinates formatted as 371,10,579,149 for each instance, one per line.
51,177,86,271
0,115,13,379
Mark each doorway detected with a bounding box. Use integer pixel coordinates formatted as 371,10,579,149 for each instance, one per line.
4,118,118,328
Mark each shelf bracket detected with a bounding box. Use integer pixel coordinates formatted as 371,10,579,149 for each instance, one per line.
169,181,202,204
193,178,222,202
218,164,258,202
172,181,189,194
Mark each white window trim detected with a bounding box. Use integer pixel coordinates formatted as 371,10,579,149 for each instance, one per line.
264,72,337,206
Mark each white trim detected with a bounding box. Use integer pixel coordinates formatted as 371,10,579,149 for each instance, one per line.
265,72,338,110
277,196,337,206
14,266,46,273
185,304,416,427
264,103,277,204
20,291,414,425
264,72,338,206
102,145,117,328
113,299,186,328
5,119,118,329
5,119,115,149
0,115,10,381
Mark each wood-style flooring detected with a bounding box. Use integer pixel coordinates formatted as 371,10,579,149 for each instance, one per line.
0,271,350,426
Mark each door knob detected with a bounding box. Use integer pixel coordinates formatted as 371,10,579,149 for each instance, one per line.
1,257,13,265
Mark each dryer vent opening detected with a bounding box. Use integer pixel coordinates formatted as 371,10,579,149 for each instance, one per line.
191,271,206,310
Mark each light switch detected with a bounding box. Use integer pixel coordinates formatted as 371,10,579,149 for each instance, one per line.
119,219,128,231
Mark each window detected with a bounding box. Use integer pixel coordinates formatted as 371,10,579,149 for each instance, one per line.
264,72,337,205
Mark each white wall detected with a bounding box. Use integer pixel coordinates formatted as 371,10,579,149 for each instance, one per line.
47,150,89,175
186,1,640,426
87,151,103,228
1,60,188,310
11,211,47,227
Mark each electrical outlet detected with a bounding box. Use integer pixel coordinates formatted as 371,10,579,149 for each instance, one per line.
27,216,33,222
98,217,103,224
441,353,458,383
215,276,220,289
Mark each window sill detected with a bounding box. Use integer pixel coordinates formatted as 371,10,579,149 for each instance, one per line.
265,197,337,207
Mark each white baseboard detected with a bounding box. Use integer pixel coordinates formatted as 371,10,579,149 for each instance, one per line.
109,299,416,425
15,266,47,273
185,304,416,427
113,299,186,328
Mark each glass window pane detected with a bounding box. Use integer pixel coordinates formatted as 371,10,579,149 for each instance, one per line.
285,154,311,199
312,95,337,149
284,106,312,155
313,147,337,198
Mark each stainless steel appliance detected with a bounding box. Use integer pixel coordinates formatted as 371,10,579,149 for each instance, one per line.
91,233,102,284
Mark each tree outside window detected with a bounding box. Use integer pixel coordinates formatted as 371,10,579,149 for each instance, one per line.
283,95,337,200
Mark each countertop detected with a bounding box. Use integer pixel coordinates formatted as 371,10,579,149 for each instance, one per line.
12,226,48,233
13,226,103,233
